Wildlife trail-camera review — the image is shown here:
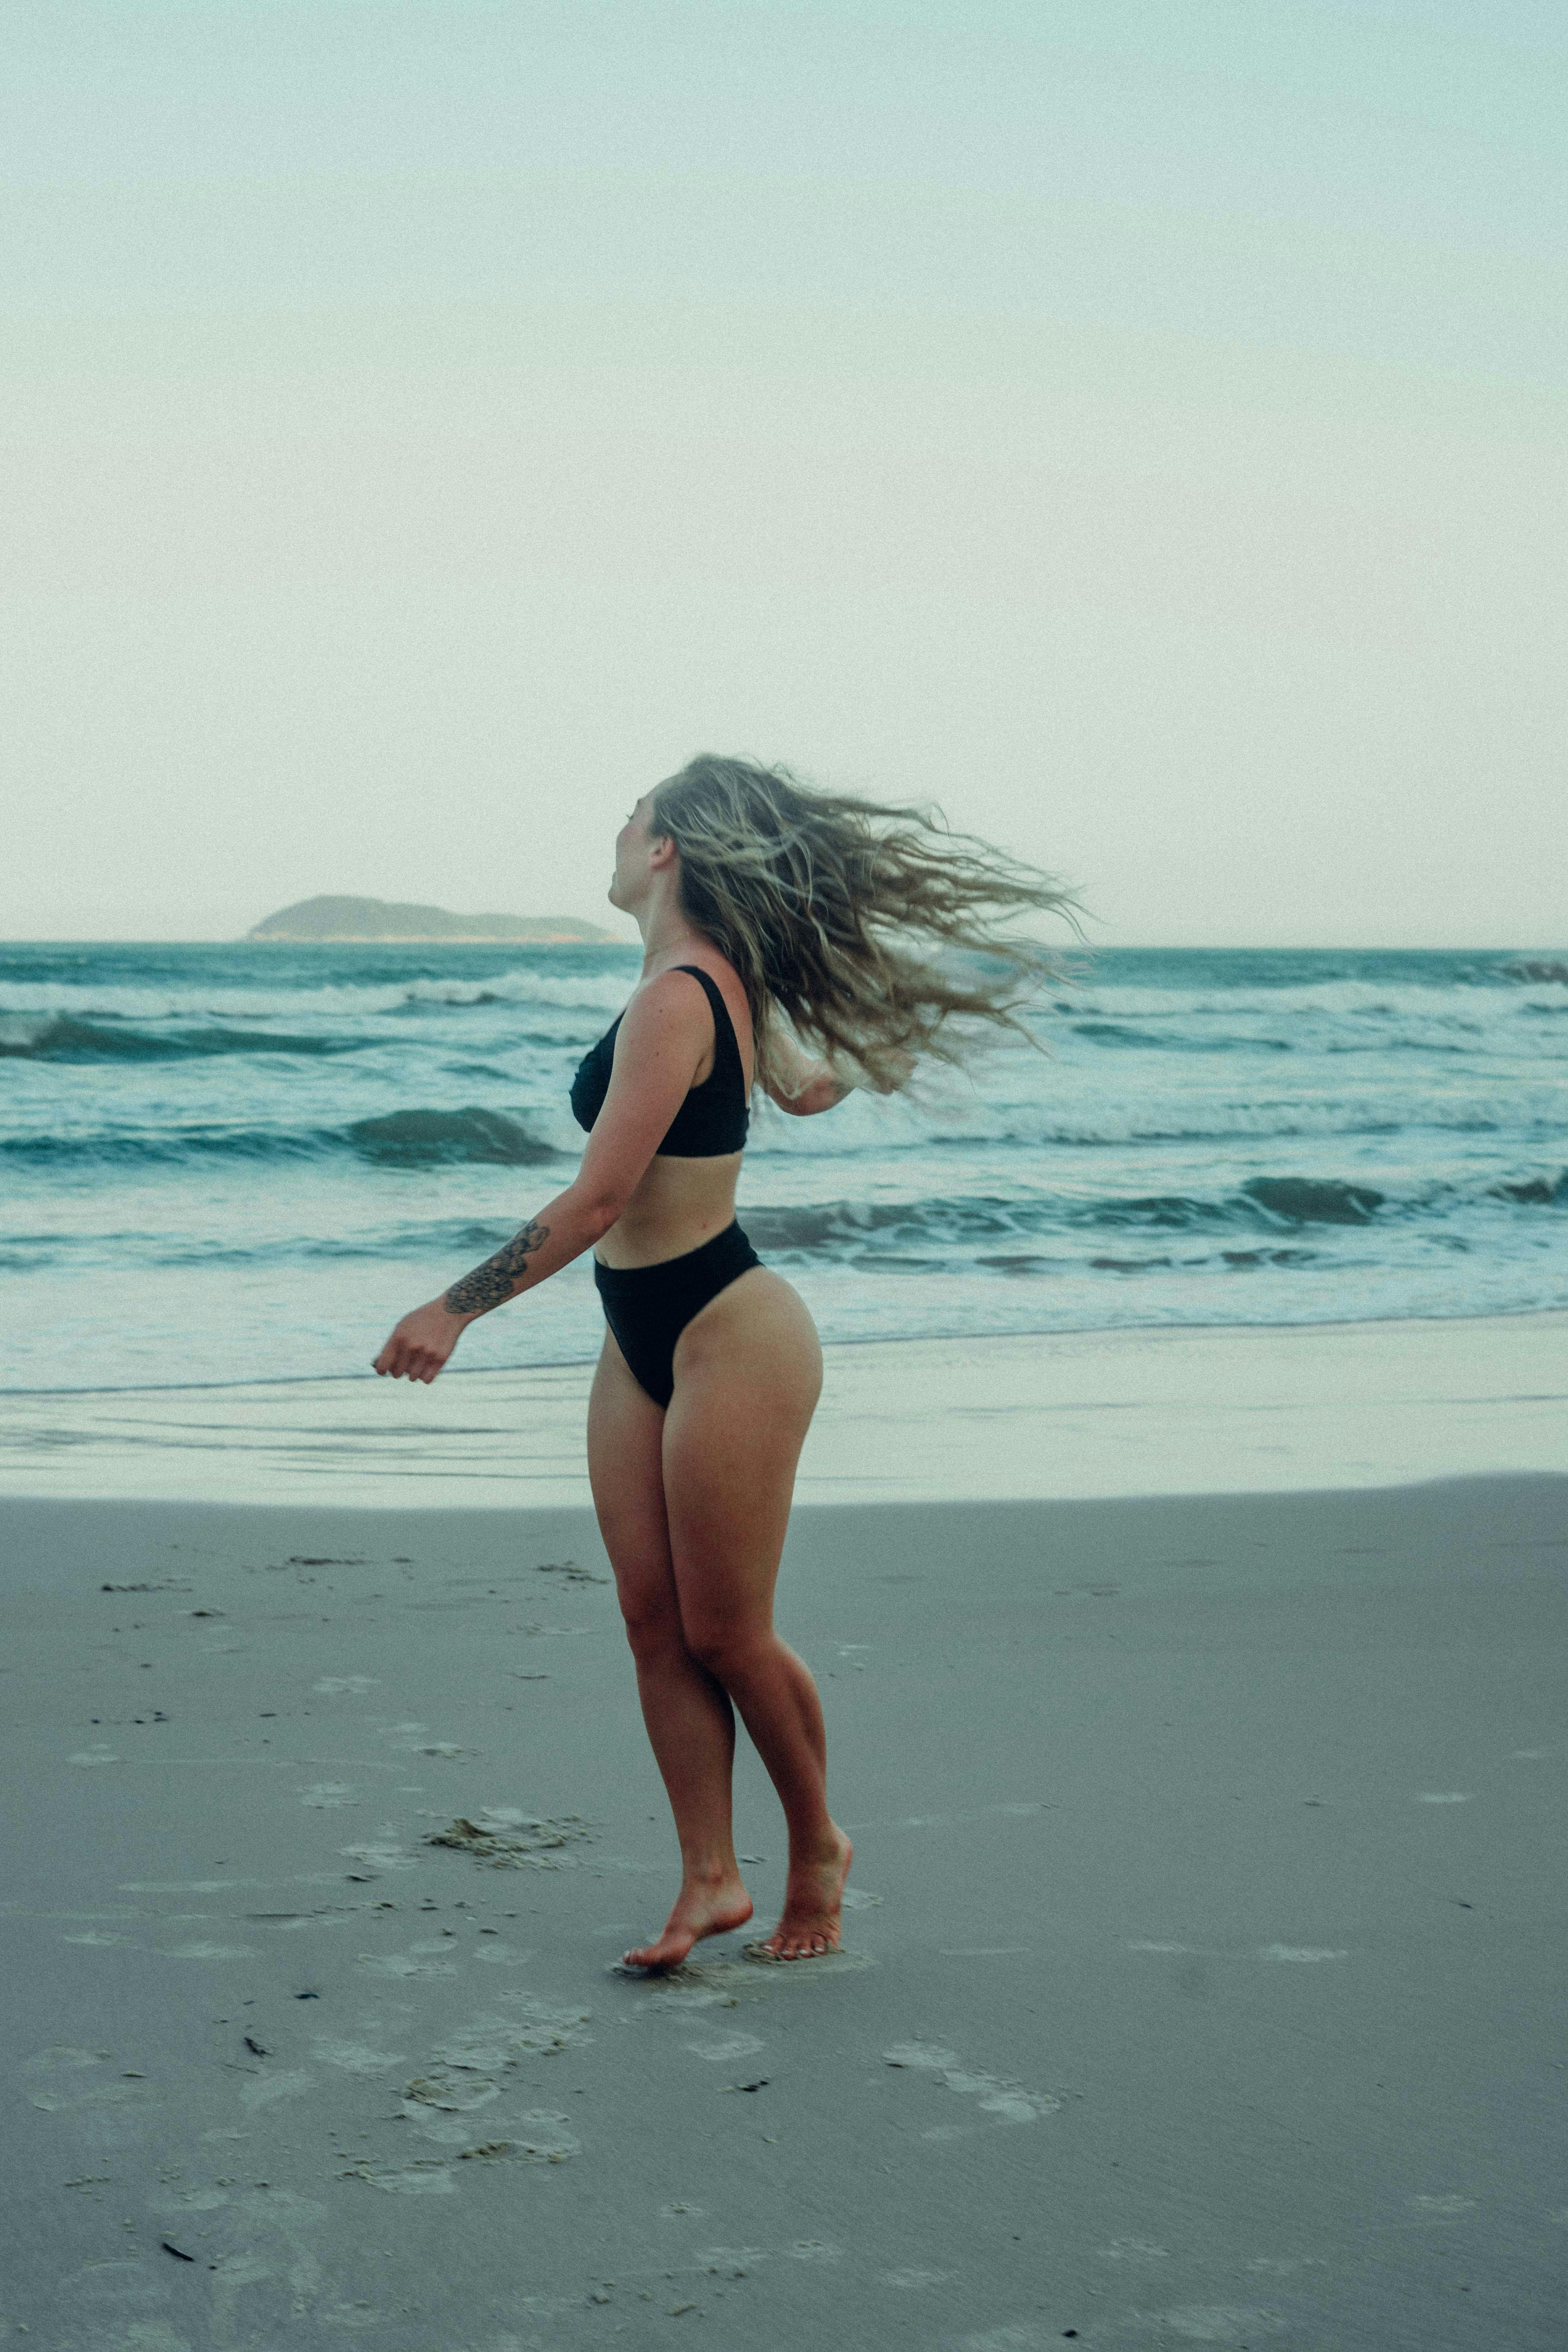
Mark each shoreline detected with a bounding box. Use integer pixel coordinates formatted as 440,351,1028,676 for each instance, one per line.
3,1308,1563,1510
6,1292,1566,1400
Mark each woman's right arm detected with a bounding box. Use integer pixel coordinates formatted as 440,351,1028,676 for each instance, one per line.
764,1029,913,1115
763,1029,855,1117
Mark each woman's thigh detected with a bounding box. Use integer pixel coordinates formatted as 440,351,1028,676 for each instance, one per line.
586,1330,680,1636
662,1270,822,1645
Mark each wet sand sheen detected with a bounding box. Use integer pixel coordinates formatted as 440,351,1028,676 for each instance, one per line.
5,1307,1566,1508
3,1477,1565,2348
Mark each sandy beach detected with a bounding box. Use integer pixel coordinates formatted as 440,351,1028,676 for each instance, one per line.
4,1386,1566,2346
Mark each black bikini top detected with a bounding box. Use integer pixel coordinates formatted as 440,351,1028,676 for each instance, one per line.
570,964,750,1157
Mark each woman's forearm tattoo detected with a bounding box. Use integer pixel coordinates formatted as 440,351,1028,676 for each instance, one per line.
443,1218,551,1316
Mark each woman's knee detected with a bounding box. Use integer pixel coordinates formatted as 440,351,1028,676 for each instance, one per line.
618,1586,689,1670
683,1618,773,1686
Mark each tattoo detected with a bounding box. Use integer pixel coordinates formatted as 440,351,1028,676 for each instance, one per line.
443,1218,551,1317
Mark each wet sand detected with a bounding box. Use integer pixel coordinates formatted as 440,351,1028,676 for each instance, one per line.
5,1308,1566,1509
3,1475,1565,2348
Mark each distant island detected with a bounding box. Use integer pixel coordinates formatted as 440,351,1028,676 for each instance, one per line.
246,895,617,945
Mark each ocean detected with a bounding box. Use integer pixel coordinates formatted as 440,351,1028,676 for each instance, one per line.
2,942,1564,1396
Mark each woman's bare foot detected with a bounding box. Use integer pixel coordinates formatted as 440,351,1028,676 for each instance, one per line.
759,1825,853,1959
622,1870,754,1971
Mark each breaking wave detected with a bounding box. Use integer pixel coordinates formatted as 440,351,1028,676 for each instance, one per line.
0,1012,359,1061
0,1106,562,1170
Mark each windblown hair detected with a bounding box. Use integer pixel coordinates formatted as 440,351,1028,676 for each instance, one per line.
649,754,1080,1096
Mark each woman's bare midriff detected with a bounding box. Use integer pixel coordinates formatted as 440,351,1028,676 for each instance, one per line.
592,1149,745,1270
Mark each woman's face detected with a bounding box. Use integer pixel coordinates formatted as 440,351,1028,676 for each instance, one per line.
609,794,657,909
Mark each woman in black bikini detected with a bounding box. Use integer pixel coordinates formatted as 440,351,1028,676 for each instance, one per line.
375,756,1072,1967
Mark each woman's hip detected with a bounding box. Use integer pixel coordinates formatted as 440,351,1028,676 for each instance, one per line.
591,1222,771,1409
591,1223,818,1411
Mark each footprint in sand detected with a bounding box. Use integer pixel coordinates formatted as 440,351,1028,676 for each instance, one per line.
23,2047,155,2115
151,2187,232,2215
683,2032,766,2063
123,1877,258,1894
340,1840,417,1873
312,2038,407,2075
1139,2310,1287,2345
695,2245,769,2277
240,2067,315,2111
344,2160,457,2196
884,2041,1059,2125
358,1948,460,1979
400,2066,503,2133
344,2106,580,2188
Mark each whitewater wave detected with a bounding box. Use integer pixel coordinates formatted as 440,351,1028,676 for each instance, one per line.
1051,973,1568,1041
0,961,635,1030
1070,1020,1297,1054
7,965,1562,1081
740,1172,1563,1257
754,1095,1556,1154
394,969,632,1015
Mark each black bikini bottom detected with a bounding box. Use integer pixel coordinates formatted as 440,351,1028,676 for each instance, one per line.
593,1221,762,1408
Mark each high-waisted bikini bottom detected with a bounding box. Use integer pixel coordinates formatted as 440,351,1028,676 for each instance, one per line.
592,1221,762,1408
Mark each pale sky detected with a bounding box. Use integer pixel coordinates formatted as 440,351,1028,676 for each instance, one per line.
4,1,1564,946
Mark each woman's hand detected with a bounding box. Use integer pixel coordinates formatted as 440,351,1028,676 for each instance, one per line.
373,1300,470,1384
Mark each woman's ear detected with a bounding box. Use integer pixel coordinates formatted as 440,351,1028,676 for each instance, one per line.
647,831,678,872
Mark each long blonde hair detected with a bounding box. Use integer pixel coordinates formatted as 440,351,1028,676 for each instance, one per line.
649,754,1080,1094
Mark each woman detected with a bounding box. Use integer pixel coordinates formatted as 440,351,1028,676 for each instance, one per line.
375,755,1072,1969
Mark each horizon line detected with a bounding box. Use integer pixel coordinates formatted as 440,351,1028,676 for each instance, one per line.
2,936,1564,956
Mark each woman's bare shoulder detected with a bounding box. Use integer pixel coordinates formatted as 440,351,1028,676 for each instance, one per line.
643,954,753,1058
